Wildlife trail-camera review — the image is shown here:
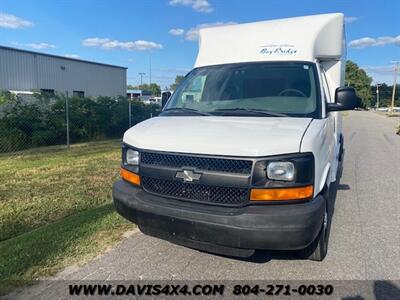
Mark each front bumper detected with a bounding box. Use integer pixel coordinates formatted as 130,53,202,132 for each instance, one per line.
113,180,325,256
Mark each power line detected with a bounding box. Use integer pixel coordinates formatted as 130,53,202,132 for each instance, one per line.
138,72,145,86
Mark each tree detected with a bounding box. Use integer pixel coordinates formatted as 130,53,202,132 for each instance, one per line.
128,83,161,96
345,60,373,108
170,75,185,91
0,91,161,152
0,90,17,105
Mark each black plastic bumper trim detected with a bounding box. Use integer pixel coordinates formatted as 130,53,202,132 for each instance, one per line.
113,180,326,253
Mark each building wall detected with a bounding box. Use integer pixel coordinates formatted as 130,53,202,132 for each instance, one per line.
0,47,127,97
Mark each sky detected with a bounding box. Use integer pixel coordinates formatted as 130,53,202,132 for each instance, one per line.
0,0,399,87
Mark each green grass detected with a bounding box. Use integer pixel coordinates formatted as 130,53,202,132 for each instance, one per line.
0,140,135,287
0,140,125,241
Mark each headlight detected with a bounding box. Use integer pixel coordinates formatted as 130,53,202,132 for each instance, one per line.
267,161,295,181
126,149,139,165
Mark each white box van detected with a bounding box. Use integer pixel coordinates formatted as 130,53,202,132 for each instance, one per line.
113,13,359,261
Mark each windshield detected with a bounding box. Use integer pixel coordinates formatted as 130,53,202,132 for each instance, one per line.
162,62,321,118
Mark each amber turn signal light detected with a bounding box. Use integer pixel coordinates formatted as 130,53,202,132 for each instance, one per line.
120,168,141,186
250,185,313,201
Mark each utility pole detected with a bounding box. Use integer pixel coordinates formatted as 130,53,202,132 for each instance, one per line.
149,55,152,85
376,83,381,109
138,72,145,86
390,61,399,113
128,99,132,128
65,91,70,148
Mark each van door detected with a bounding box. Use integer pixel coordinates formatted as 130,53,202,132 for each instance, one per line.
319,65,339,183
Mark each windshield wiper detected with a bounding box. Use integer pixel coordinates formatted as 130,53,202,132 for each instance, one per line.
162,107,213,116
212,108,289,117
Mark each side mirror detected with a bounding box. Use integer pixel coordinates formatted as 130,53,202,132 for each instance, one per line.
327,87,360,112
161,92,171,108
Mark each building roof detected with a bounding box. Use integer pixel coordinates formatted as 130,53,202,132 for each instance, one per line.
0,45,127,69
195,13,344,67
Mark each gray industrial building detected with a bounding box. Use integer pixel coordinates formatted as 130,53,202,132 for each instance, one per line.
0,46,127,97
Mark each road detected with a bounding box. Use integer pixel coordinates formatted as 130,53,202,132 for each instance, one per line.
10,111,400,298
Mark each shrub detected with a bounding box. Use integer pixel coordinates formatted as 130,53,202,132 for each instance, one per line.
0,127,29,152
0,91,160,152
31,130,59,147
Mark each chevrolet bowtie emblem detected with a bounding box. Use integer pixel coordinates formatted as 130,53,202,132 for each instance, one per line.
175,170,202,182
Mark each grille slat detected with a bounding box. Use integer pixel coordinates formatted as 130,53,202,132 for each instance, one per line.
142,177,249,206
141,152,252,174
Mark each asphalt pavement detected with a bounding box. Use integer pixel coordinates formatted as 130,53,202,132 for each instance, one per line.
9,111,400,298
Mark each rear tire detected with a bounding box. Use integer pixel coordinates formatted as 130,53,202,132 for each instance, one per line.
298,202,329,261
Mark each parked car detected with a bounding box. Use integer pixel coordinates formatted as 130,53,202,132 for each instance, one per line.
376,107,389,112
113,13,358,261
147,97,162,106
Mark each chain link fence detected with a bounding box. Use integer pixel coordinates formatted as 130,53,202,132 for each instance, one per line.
0,91,160,155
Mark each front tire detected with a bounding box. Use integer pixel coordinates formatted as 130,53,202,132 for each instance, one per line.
298,202,330,261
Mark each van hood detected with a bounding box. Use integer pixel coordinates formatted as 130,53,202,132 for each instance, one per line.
123,116,312,157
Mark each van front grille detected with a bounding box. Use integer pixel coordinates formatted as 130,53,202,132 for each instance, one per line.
140,152,252,175
142,176,249,206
